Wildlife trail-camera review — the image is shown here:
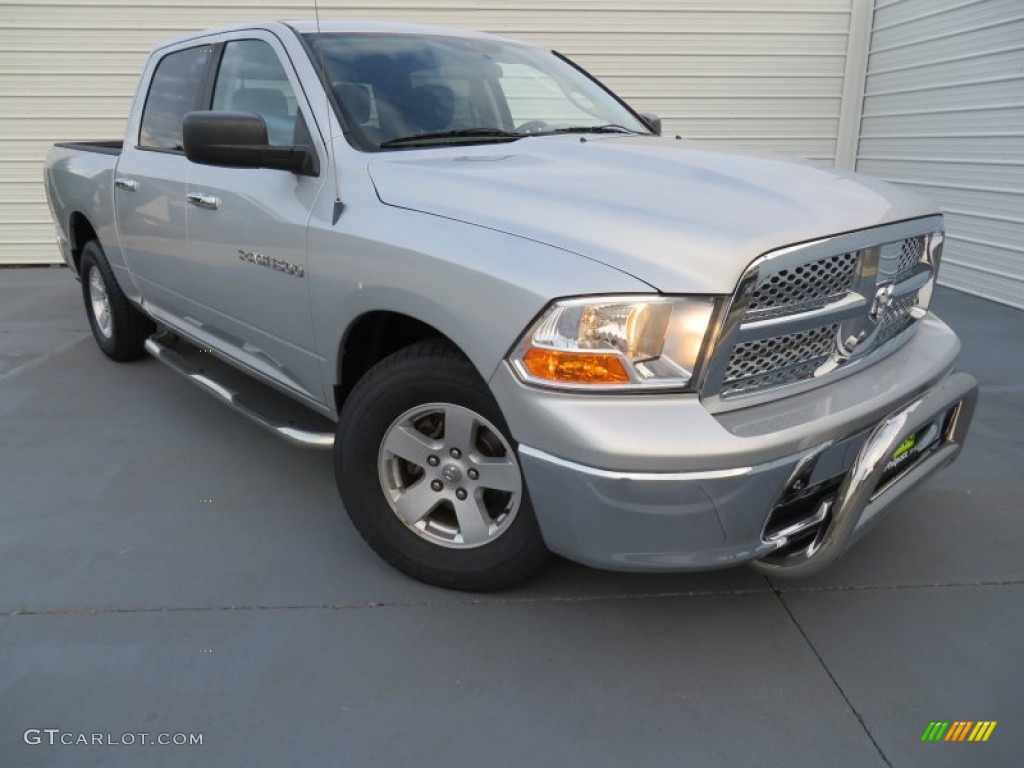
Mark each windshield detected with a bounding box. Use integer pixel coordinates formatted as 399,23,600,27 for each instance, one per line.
302,33,651,149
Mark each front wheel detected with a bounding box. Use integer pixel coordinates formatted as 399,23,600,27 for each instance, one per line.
335,340,550,591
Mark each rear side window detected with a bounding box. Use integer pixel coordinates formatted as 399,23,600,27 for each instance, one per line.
139,46,212,151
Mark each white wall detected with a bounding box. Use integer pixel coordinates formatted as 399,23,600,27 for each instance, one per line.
856,0,1024,308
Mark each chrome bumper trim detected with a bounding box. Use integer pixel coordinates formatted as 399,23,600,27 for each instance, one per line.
516,444,755,481
754,371,978,577
764,499,832,546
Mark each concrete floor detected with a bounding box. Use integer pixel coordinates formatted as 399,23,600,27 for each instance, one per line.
1,267,1021,767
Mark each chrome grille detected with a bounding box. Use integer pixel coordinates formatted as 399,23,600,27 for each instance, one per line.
722,324,837,396
702,218,942,405
875,292,918,346
894,236,925,280
877,235,926,284
747,252,858,316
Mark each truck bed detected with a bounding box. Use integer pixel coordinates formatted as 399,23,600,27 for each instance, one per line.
44,141,123,274
53,140,123,156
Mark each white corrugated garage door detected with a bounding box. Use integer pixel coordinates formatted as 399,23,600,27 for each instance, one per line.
0,0,854,265
857,0,1024,308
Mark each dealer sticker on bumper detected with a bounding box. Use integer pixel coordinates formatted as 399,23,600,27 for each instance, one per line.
879,410,951,487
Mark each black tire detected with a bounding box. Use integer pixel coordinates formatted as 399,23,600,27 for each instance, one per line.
335,339,550,591
80,240,154,361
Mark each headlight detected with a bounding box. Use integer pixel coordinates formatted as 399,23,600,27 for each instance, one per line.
510,296,718,390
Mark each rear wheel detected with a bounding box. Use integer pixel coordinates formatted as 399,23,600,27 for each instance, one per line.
80,240,154,361
335,340,550,591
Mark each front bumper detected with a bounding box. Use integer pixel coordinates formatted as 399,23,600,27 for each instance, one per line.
491,314,978,573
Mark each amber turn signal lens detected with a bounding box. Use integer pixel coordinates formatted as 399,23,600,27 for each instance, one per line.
521,347,631,384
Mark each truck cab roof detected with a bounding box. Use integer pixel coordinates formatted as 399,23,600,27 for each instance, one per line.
152,19,522,53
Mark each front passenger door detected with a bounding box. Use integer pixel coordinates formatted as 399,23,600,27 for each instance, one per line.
185,35,327,405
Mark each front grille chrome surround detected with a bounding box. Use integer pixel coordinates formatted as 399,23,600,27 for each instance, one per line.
701,217,943,410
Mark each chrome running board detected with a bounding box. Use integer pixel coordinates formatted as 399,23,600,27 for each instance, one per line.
144,333,334,450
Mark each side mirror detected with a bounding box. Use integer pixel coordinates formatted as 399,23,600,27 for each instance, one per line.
639,112,662,136
183,111,319,176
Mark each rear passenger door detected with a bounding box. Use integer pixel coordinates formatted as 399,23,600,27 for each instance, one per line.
184,34,328,404
115,42,216,318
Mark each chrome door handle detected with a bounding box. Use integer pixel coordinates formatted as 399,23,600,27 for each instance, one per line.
187,192,220,210
114,177,138,191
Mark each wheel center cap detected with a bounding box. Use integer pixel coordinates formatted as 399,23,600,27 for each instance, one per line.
441,464,463,483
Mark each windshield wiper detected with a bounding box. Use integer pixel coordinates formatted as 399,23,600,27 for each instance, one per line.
379,128,525,148
543,124,644,135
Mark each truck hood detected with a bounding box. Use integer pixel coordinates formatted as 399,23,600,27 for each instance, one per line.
367,135,938,294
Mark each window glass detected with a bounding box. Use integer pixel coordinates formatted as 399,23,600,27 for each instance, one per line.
139,46,212,150
213,40,303,146
303,33,650,149
499,63,600,126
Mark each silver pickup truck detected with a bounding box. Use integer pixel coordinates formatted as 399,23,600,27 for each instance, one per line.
44,20,978,590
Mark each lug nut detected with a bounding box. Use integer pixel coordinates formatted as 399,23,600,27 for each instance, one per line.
427,455,440,467
467,468,479,481
431,480,443,492
450,448,462,459
455,488,468,501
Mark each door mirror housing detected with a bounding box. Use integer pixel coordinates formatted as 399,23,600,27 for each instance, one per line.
639,112,662,136
183,111,319,176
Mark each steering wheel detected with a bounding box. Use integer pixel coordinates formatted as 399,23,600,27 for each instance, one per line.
515,120,551,135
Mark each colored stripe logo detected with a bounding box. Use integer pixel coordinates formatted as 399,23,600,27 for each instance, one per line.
921,721,997,742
